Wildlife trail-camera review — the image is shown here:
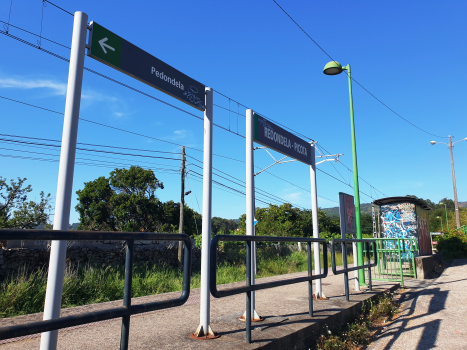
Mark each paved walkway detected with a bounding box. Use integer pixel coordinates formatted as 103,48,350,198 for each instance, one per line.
368,259,467,350
0,268,398,350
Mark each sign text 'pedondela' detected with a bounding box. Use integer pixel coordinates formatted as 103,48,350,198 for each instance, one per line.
87,22,205,111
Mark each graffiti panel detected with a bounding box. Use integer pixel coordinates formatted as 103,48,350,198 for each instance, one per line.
380,203,417,258
380,203,416,239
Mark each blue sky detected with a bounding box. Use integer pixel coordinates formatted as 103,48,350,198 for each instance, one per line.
1,0,466,225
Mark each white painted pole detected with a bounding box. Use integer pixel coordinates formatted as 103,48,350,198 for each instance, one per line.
195,87,214,337
353,241,360,291
310,143,324,298
40,11,88,350
246,109,255,316
245,109,261,320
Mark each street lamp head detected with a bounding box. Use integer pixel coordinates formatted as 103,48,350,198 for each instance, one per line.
323,61,344,75
430,141,436,145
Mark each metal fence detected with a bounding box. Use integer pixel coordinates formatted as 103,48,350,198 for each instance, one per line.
365,238,417,286
0,229,192,350
210,235,327,343
330,238,377,301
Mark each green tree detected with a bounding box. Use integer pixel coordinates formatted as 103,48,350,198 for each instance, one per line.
159,200,201,236
211,217,237,235
0,177,51,229
237,203,340,239
76,166,164,232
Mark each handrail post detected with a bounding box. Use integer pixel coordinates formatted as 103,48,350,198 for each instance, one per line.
397,239,404,287
120,239,134,350
307,241,313,317
366,242,372,291
343,242,349,301
246,239,252,344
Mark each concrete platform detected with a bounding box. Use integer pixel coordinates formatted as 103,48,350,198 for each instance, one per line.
0,270,399,350
368,259,467,350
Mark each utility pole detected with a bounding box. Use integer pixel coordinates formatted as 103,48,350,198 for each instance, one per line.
178,146,186,269
448,136,461,229
431,135,467,229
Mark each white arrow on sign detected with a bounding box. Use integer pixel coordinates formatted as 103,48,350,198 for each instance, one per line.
98,37,115,54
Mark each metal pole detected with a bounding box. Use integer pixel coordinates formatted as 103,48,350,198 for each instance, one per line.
352,240,360,291
448,135,461,228
120,240,134,350
246,240,252,343
309,143,323,297
345,64,364,285
178,146,186,269
246,109,259,320
40,11,87,350
307,241,313,317
444,203,449,232
195,87,214,337
343,243,349,301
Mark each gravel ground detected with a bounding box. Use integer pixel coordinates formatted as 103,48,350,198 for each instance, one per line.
368,259,467,350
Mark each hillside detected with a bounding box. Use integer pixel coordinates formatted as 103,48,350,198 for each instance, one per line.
322,203,373,217
323,201,467,217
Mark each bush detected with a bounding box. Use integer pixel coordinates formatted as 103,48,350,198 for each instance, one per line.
437,232,467,259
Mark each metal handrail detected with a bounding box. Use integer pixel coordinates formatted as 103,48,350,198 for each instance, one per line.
210,234,327,343
368,238,418,285
0,229,192,350
330,238,377,301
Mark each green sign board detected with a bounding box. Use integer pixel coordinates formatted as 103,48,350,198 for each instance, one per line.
253,113,312,165
88,22,206,111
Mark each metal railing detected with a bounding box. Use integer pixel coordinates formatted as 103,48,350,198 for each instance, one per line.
365,238,417,286
457,225,467,234
210,235,327,343
330,238,377,301
0,229,192,350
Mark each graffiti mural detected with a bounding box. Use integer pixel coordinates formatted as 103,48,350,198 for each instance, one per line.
381,203,416,239
380,203,417,258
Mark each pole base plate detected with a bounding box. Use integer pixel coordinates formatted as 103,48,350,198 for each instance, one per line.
190,325,220,340
239,310,264,322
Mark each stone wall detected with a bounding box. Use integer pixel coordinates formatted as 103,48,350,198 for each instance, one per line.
0,239,200,280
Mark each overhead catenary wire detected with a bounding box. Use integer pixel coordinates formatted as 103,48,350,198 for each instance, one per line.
0,133,181,155
0,145,181,170
0,20,386,195
272,0,448,140
0,138,181,161
0,19,70,49
0,95,244,163
0,20,384,203
43,0,74,17
0,153,180,174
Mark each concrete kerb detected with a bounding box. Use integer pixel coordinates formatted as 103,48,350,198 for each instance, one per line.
0,271,401,350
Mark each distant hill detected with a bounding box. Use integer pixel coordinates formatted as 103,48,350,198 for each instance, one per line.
323,201,467,217
322,203,374,218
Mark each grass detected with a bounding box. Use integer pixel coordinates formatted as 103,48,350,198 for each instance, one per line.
316,291,399,350
0,247,352,318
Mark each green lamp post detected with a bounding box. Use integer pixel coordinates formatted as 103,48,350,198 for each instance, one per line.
323,61,365,285
443,203,449,232
437,216,444,232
